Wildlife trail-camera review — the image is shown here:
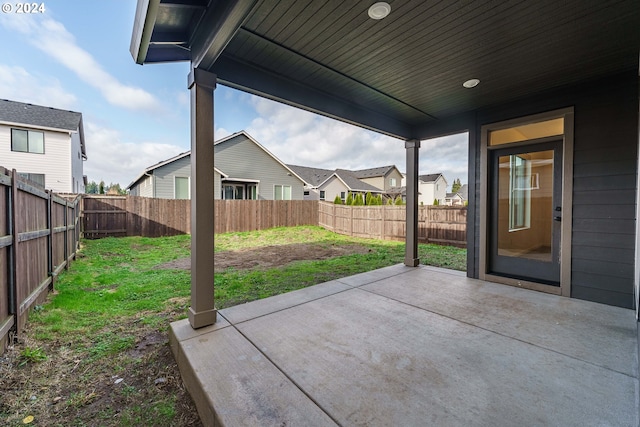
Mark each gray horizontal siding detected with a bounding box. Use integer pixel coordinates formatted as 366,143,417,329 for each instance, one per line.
215,134,304,200
154,156,191,199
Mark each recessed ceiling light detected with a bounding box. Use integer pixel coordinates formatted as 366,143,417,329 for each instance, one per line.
368,2,391,20
463,79,480,88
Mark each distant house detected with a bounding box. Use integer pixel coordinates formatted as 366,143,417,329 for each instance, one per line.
318,169,384,203
352,165,403,193
287,165,334,200
445,184,468,206
416,173,448,205
289,164,402,201
0,99,87,193
127,131,305,200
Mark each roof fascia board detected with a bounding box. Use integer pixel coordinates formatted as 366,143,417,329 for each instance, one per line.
191,0,260,70
131,0,161,64
0,120,78,134
213,55,413,140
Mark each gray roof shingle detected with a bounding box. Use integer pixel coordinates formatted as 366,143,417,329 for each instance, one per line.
287,164,334,187
334,169,383,192
418,173,444,183
0,99,82,131
352,165,397,179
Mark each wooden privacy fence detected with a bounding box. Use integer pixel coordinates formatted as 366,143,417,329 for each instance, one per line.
318,201,467,247
0,167,81,354
82,196,319,238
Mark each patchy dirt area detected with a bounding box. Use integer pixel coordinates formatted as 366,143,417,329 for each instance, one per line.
157,242,372,271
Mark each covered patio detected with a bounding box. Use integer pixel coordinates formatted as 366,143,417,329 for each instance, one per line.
171,264,638,425
130,1,640,424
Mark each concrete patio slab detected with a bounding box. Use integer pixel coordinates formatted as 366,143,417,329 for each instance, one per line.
170,265,639,426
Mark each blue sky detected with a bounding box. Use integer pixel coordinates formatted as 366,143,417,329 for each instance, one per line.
0,1,468,189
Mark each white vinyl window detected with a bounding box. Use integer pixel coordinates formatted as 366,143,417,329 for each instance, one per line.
174,176,190,199
18,172,45,187
274,185,292,200
389,178,396,187
12,129,44,154
320,190,325,200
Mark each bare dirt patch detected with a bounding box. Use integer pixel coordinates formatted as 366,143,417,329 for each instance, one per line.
157,242,372,271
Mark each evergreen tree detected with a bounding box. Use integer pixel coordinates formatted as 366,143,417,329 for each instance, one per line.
451,178,462,193
386,196,393,205
394,196,404,205
345,192,354,205
377,194,383,205
85,181,99,194
354,193,364,206
99,180,105,194
333,194,343,204
433,198,439,206
365,192,373,205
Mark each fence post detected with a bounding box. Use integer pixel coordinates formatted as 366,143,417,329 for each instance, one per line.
381,204,385,240
64,199,69,269
424,205,431,244
9,170,19,334
47,190,54,289
349,205,354,236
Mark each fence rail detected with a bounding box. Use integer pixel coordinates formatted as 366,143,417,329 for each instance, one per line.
1,167,81,354
318,202,467,247
82,196,319,238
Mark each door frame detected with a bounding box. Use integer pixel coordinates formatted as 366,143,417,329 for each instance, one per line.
479,108,574,297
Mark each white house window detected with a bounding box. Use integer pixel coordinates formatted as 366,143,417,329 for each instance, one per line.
274,185,292,200
12,129,44,154
320,190,325,200
18,172,45,187
340,191,346,202
174,176,190,199
389,178,396,186
247,184,258,200
223,184,246,200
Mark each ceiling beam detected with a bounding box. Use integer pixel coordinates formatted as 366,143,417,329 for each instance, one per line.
212,55,415,140
190,0,259,70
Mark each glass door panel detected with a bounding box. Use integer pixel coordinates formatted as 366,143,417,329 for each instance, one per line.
489,141,562,285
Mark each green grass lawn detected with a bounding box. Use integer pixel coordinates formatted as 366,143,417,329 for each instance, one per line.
0,226,466,426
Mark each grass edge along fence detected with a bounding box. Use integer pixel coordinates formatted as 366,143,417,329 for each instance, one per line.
0,167,81,355
319,201,467,247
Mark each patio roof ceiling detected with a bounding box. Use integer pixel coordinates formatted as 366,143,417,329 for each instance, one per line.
132,0,639,140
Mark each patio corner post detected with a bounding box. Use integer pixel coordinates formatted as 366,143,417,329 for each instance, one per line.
188,67,217,329
405,139,420,267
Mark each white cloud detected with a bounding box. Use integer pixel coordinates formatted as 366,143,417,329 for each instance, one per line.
83,122,185,186
0,14,162,113
0,65,77,109
246,96,469,187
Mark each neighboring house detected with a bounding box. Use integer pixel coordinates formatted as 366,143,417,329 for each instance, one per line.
289,164,402,201
286,165,334,200
0,99,87,193
353,165,403,192
127,131,305,200
417,173,448,205
318,169,384,203
445,184,468,206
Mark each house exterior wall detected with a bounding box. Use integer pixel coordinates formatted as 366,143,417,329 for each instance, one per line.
319,177,348,202
417,181,435,205
215,134,304,200
470,71,638,309
70,132,85,193
214,169,221,200
304,187,320,200
0,124,74,193
153,155,191,199
360,169,403,191
129,175,154,197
